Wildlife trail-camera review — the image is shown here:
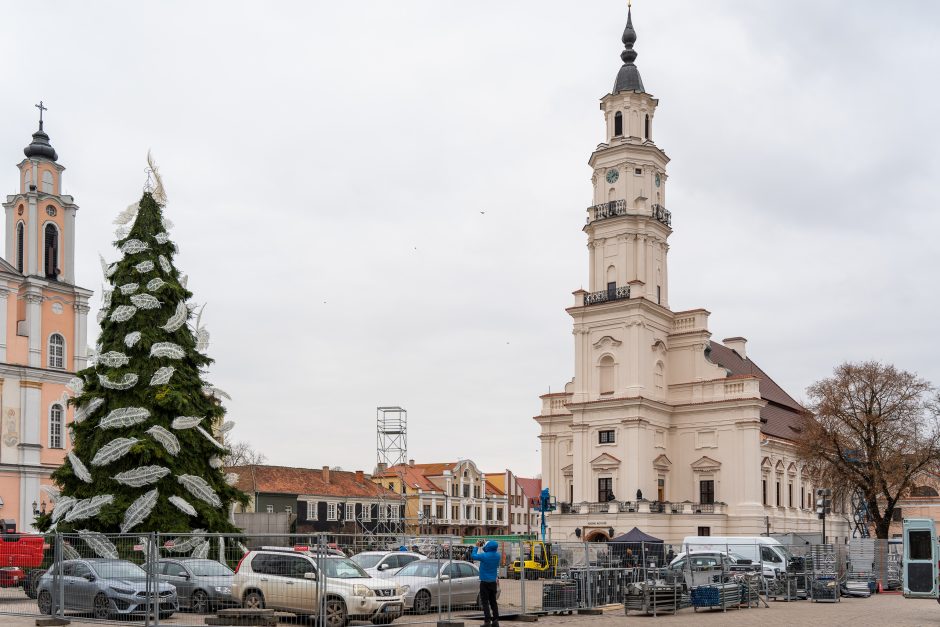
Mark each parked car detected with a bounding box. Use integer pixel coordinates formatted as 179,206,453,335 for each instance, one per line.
0,567,26,588
383,559,494,615
232,547,405,626
351,552,426,577
147,558,234,613
36,558,178,620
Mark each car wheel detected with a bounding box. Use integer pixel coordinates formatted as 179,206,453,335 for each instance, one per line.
191,589,210,614
324,597,347,627
159,611,175,619
93,593,111,620
25,569,45,599
243,590,265,610
37,590,52,615
413,590,432,615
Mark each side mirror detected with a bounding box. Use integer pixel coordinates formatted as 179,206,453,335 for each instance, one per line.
440,575,450,581
181,573,191,580
84,575,96,582
378,563,390,571
303,572,317,580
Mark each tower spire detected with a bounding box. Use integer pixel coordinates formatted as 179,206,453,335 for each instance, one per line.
23,101,58,161
613,4,645,94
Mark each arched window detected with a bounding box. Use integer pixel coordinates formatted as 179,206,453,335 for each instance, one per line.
49,404,64,449
48,333,65,369
15,222,24,273
599,355,615,395
654,361,665,396
41,171,54,194
44,223,59,279
912,486,939,497
614,111,623,136
644,114,650,140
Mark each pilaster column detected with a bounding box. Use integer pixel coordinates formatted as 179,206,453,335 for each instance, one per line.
64,208,76,284
27,195,38,275
73,301,90,371
0,287,9,362
571,422,589,502
24,290,43,367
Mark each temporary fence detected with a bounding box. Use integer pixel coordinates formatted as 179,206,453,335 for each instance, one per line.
0,533,903,625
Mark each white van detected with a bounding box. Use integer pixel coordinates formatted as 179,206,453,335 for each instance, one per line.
681,536,791,578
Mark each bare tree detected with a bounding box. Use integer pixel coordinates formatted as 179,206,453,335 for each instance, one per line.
224,440,267,467
797,361,940,538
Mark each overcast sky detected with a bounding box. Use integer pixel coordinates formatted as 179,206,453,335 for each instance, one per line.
2,1,938,478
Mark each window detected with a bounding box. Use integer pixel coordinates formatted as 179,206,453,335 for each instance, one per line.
359,504,370,521
41,171,54,194
473,485,480,498
15,222,24,273
644,114,650,140
307,500,319,520
462,484,470,498
598,430,615,444
387,483,394,491
451,484,458,497
634,168,642,175
909,530,932,560
599,355,615,395
45,205,57,217
378,505,388,521
436,504,444,519
788,482,793,508
163,562,187,577
452,505,459,520
285,505,292,515
614,111,623,136
345,503,355,521
496,507,503,520
44,223,58,279
423,504,432,520
656,285,661,304
598,477,613,502
265,505,274,514
48,333,65,369
49,404,63,449
699,480,715,505
657,478,665,502
327,502,337,520
392,505,400,520
475,506,481,521
697,526,710,537
775,481,780,507
761,546,782,564
762,479,767,505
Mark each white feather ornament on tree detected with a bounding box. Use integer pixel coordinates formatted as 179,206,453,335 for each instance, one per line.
180,274,188,289
162,217,175,230
209,456,222,469
79,530,119,559
120,239,150,254
148,151,168,206
41,485,61,502
51,497,76,523
150,342,185,359
64,495,114,522
97,351,130,368
124,332,142,348
99,408,150,429
99,373,139,390
97,309,106,325
147,425,180,456
203,386,232,401
195,328,210,353
68,451,92,483
101,289,113,310
61,543,81,560
130,294,161,309
171,416,202,430
154,232,170,245
121,489,159,533
134,260,155,273
118,283,139,295
99,253,111,279
160,301,187,332
169,495,197,516
90,437,139,466
113,465,170,487
218,536,226,564
110,305,138,322
178,474,222,508
74,397,105,424
192,540,210,559
166,532,205,553
159,255,172,274
66,377,85,395
113,202,139,226
114,225,132,240
225,472,239,486
149,366,175,386
220,421,235,434
196,425,226,450
147,277,166,292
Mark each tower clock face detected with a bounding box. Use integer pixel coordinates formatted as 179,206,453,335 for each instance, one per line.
605,169,619,184
655,173,661,187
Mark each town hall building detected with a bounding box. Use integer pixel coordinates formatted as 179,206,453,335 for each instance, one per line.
536,9,850,545
0,110,92,531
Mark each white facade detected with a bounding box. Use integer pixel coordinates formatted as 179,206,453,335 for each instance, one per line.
536,9,850,546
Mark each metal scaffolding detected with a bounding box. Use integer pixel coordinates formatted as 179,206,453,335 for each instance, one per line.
376,406,408,470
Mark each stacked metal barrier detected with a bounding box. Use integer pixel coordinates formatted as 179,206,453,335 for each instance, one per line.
809,544,840,602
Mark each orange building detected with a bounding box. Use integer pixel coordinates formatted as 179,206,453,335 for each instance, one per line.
0,112,92,530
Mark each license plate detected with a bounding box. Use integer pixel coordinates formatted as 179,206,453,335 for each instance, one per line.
383,604,402,613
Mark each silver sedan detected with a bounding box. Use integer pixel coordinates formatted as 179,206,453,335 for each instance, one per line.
382,559,491,615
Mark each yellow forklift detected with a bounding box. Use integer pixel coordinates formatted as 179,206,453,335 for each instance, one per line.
507,540,559,579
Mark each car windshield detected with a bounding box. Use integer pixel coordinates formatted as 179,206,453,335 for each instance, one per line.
188,560,233,577
90,560,146,579
351,554,384,569
397,561,441,578
728,552,749,562
320,557,369,578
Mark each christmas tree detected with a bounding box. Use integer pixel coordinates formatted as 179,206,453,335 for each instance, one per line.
37,164,247,539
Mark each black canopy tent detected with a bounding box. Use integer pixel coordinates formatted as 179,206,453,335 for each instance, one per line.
609,527,666,567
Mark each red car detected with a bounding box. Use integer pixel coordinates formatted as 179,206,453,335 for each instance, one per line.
0,567,25,588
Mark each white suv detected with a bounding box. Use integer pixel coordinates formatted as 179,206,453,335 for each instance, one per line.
351,551,426,577
232,548,405,626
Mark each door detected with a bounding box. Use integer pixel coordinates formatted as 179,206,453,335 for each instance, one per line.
903,519,938,597
162,561,194,606
455,563,479,603
281,555,318,613
67,562,98,611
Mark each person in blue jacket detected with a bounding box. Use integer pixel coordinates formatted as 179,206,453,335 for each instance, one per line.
470,540,501,627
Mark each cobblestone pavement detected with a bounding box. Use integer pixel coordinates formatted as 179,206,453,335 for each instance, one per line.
5,593,939,627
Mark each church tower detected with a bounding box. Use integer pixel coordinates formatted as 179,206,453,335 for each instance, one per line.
0,106,92,531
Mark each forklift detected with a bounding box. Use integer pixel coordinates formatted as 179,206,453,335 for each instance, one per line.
507,489,560,579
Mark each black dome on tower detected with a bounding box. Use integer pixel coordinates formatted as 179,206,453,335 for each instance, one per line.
613,6,645,94
23,121,58,161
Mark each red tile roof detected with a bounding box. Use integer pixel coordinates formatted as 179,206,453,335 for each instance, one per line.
706,341,807,441
227,465,398,499
375,465,442,492
515,478,542,500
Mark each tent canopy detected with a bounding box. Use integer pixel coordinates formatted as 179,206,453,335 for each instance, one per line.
611,527,663,544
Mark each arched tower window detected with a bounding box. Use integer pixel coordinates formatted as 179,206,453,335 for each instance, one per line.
49,333,65,369
49,403,64,449
41,171,54,194
614,111,623,137
15,222,24,273
599,355,615,395
44,223,59,279
644,114,650,140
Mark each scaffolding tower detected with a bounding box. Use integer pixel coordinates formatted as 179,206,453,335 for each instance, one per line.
377,406,408,471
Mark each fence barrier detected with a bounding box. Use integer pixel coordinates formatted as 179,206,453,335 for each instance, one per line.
0,533,904,625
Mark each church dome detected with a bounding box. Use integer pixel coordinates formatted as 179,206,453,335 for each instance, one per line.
23,125,58,161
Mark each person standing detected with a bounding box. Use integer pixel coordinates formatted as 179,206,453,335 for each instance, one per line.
470,540,501,627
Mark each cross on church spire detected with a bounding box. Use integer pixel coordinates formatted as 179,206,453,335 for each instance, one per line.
35,101,47,130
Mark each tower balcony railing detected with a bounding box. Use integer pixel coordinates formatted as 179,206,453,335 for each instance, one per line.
584,285,630,305
586,199,672,227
